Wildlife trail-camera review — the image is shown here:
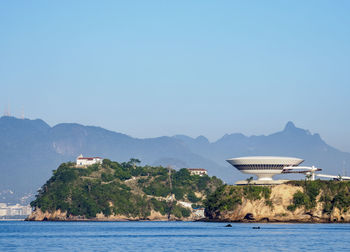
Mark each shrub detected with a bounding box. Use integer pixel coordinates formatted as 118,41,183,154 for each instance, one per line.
173,187,185,200
181,207,191,218
187,191,200,203
101,172,114,182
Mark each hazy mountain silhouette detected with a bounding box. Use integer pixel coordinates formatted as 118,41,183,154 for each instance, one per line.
1,116,350,203
0,116,227,202
173,121,350,181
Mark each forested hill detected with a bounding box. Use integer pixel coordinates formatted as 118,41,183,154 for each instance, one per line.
2,116,350,204
28,159,223,220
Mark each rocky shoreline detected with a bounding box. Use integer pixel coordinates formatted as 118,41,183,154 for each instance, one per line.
27,182,350,223
204,184,350,223
25,208,198,222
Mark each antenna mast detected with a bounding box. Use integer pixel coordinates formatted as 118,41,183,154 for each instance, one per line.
4,105,9,116
21,107,24,119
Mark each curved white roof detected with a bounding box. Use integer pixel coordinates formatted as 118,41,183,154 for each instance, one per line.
226,156,304,166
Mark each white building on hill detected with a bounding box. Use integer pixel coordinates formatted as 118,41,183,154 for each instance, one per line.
187,168,208,176
76,154,103,167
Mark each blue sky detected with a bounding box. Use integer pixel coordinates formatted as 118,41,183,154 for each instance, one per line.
1,1,350,151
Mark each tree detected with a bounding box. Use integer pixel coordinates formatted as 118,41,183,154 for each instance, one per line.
246,177,254,185
129,158,141,168
305,174,312,181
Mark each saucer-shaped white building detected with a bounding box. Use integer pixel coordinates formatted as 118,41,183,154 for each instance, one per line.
226,156,304,182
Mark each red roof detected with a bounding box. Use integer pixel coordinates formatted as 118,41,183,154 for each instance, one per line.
77,157,102,160
187,168,207,171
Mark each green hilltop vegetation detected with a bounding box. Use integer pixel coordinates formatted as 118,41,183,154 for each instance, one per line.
204,184,273,214
286,180,350,213
30,159,223,219
204,180,350,218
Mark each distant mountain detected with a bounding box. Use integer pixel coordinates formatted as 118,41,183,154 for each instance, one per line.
1,116,350,203
173,121,350,181
0,116,226,203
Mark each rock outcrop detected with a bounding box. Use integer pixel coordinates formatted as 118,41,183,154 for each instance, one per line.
205,184,350,223
26,208,200,221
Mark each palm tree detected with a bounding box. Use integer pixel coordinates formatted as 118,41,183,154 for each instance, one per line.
338,174,343,181
246,176,254,185
129,158,141,169
305,174,312,181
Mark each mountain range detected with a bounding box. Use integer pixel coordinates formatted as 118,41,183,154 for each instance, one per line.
1,116,350,204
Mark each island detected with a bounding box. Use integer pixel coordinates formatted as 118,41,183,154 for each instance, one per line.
28,159,350,222
27,159,223,221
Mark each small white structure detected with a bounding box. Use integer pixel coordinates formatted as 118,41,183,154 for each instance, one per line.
283,166,350,181
76,154,103,167
316,174,350,181
187,168,208,176
178,201,193,209
283,165,322,181
193,208,205,218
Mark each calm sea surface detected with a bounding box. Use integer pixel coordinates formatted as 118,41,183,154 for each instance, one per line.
0,221,349,251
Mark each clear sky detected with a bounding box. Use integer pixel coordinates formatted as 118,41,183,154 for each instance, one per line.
1,1,350,152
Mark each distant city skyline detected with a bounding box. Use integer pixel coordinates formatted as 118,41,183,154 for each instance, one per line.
1,1,350,152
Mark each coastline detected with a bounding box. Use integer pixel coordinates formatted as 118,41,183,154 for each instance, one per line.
24,218,350,223
27,182,350,223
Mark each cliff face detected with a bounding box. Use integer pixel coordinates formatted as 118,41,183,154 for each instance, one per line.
205,183,350,223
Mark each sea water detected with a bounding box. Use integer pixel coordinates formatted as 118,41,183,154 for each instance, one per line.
0,221,349,251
